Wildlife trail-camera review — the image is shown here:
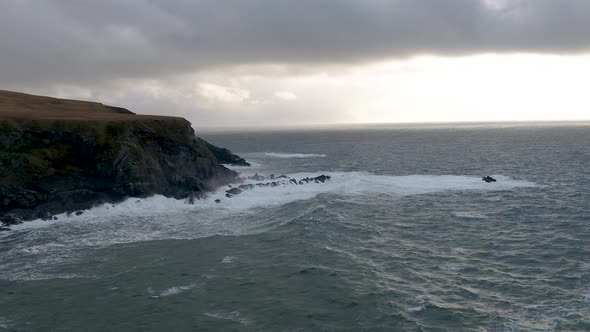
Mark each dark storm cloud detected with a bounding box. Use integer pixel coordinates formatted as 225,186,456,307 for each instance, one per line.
1,0,589,86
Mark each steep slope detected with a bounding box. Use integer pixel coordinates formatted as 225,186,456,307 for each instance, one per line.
0,91,243,223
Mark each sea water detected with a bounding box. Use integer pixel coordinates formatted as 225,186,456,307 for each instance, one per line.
0,123,589,331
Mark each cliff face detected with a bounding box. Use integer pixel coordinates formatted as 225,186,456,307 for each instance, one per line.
0,91,243,223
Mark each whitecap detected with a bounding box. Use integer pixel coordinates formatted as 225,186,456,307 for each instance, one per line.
452,211,488,219
0,172,537,281
159,283,196,297
5,173,537,235
264,152,327,158
204,311,251,325
414,294,431,304
221,256,238,263
0,317,10,329
406,305,425,313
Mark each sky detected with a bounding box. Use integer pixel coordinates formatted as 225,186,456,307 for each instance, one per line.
1,0,589,128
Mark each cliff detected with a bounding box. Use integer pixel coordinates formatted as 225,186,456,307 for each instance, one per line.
0,90,246,224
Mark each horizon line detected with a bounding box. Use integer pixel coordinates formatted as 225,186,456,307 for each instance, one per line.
195,119,590,133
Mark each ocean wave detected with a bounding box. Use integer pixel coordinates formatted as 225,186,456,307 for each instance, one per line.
222,256,238,263
158,284,196,297
264,152,327,158
452,211,488,219
204,311,251,325
5,173,536,233
0,172,537,281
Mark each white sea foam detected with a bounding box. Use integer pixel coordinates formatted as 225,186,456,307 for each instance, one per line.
452,211,488,219
204,311,251,325
0,172,536,281
222,256,238,263
223,161,262,170
5,173,536,233
264,152,327,158
152,284,196,297
406,305,425,313
0,317,10,328
160,284,195,297
415,294,431,304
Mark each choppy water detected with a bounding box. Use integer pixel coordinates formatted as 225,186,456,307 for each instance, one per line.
1,123,589,331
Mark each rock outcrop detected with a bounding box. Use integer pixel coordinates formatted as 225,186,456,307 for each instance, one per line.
0,90,246,223
223,174,332,198
205,141,250,166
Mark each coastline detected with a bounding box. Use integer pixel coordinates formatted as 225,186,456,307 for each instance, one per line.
0,90,248,225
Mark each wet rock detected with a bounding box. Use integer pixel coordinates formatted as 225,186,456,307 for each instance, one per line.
204,142,250,166
250,173,265,181
215,199,221,204
482,176,496,183
0,90,244,222
0,226,11,232
0,214,21,226
237,184,255,190
225,187,243,197
75,211,84,216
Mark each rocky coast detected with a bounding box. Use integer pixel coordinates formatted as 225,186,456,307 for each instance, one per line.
0,90,247,226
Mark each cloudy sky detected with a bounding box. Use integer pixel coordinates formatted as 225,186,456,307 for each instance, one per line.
1,0,589,128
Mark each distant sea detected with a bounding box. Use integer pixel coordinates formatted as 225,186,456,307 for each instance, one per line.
1,122,589,331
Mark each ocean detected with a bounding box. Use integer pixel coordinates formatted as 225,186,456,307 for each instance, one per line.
1,123,589,331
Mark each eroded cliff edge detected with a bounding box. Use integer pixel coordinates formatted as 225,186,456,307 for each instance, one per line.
0,90,246,224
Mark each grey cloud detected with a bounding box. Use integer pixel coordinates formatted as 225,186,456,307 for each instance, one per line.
1,0,590,87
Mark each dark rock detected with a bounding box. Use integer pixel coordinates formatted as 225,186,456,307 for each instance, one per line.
0,214,21,226
482,176,497,183
75,211,84,216
250,173,265,181
53,216,58,220
215,199,221,204
0,92,243,221
237,184,255,190
290,179,297,185
314,174,330,183
225,187,243,197
204,142,250,166
188,192,206,204
0,226,11,232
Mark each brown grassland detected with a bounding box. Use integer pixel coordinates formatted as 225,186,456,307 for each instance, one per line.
0,90,177,121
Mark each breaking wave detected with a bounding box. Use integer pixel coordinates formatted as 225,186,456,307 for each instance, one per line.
0,172,536,281
264,152,327,158
5,173,535,233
